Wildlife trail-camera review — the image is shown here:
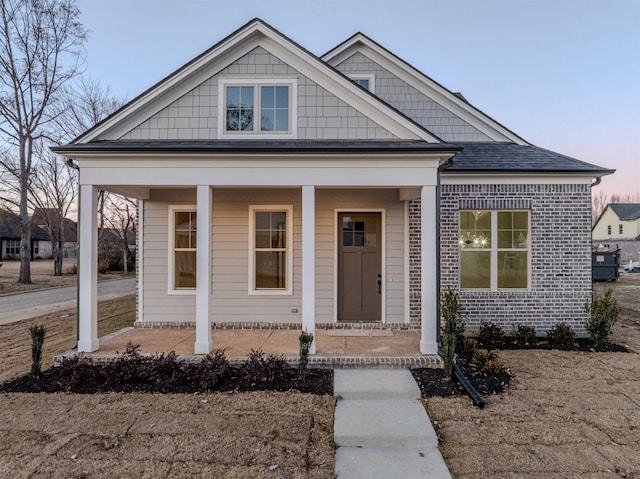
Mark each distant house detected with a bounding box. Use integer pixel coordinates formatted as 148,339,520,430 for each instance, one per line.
31,208,78,258
0,209,50,261
593,204,640,241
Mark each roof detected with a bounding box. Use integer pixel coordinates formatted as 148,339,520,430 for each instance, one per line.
609,203,640,221
442,142,615,174
31,209,77,242
0,210,51,241
52,139,461,154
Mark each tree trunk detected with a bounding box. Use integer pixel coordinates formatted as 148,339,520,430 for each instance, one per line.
18,138,32,284
53,214,65,276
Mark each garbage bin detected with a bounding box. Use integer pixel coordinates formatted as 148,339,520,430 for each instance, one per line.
592,250,620,281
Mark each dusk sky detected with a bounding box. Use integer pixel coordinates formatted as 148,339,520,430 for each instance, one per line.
77,0,639,198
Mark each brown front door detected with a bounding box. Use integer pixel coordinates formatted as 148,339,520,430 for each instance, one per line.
338,212,382,321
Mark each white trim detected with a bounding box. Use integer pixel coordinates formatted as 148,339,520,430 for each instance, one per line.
441,173,596,185
78,185,99,352
302,186,316,353
459,209,531,291
217,78,298,139
420,185,438,354
348,73,375,93
167,204,197,296
404,200,410,324
248,205,294,296
333,208,386,323
137,199,144,323
195,186,212,354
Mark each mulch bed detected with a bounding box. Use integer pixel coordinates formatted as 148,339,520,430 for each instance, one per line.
0,367,334,395
487,338,629,353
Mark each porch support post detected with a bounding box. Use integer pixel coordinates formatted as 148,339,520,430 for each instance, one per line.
78,184,98,352
420,185,438,354
302,185,316,354
194,185,212,354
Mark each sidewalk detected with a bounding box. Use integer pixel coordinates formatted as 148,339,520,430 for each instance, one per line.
333,369,452,478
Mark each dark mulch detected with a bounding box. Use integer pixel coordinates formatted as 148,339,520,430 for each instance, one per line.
481,338,629,353
0,367,333,395
412,352,512,399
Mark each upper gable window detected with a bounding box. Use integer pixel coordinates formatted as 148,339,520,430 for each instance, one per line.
348,74,375,93
218,79,297,138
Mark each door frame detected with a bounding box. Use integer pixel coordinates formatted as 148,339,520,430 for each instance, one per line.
333,208,386,323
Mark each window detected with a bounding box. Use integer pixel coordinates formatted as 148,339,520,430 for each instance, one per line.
33,241,39,255
219,79,297,138
249,206,293,295
5,239,19,255
619,224,623,235
459,210,529,290
607,225,611,235
348,74,375,93
169,206,197,293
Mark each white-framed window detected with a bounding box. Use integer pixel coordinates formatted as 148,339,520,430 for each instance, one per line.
607,225,612,235
218,78,297,139
5,239,20,255
459,210,530,290
168,205,197,294
348,74,375,93
248,205,293,295
619,224,623,235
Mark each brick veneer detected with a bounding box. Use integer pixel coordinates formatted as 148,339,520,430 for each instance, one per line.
410,184,593,336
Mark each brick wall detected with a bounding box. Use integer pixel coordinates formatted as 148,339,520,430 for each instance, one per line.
410,184,593,336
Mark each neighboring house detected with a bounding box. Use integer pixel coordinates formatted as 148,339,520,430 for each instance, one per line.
593,204,640,241
31,208,79,259
0,209,51,261
52,19,613,355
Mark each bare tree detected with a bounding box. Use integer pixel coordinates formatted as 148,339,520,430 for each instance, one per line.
0,0,87,283
102,194,137,272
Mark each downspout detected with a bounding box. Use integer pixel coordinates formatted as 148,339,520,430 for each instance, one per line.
67,158,80,348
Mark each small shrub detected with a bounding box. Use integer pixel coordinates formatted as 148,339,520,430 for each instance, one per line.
585,288,620,345
148,351,182,388
243,349,289,382
30,325,46,377
546,323,576,346
513,325,537,345
56,356,102,391
103,342,148,386
462,337,478,353
195,350,229,389
441,288,465,379
484,359,505,374
97,260,110,274
472,348,490,366
66,264,78,275
478,322,505,348
298,331,314,380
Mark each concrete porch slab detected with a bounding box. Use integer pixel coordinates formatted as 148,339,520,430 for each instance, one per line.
327,330,394,337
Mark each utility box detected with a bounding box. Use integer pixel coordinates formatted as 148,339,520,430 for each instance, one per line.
592,250,620,281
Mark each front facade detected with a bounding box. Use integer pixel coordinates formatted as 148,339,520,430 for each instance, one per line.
54,20,612,355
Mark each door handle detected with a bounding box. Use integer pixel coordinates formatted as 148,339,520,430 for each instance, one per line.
377,274,382,294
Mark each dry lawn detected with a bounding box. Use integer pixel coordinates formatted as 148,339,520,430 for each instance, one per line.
0,294,336,478
426,273,640,479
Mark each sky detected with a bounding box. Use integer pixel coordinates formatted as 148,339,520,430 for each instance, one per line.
76,0,639,198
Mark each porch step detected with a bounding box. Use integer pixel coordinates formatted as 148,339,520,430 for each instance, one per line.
336,447,452,479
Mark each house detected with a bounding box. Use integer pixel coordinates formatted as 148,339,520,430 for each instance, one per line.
52,19,613,355
0,209,51,261
31,208,79,259
592,203,640,265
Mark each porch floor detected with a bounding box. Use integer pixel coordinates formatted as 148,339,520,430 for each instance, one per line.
67,327,442,369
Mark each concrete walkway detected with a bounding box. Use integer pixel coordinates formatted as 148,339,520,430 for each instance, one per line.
334,369,452,478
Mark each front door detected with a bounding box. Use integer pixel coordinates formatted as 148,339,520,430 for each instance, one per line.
338,212,382,321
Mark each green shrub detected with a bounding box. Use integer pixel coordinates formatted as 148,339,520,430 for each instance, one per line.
441,288,465,379
546,323,575,346
585,288,620,345
298,331,314,380
478,322,505,348
513,325,537,345
30,325,46,377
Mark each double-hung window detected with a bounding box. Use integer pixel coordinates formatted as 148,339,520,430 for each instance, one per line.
169,206,197,293
5,239,19,256
249,206,293,295
219,79,297,138
459,210,530,290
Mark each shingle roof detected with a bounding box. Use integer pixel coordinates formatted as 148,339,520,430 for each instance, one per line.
0,209,50,240
610,203,640,221
444,142,614,174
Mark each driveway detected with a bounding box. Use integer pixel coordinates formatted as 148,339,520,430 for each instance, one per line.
0,278,136,325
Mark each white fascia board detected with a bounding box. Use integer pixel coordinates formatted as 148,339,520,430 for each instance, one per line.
323,35,528,145
441,172,596,185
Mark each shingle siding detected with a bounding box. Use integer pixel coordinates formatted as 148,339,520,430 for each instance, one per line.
409,184,592,336
334,52,492,142
120,47,397,141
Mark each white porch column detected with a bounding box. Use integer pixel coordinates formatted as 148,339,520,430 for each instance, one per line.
78,184,98,352
420,185,438,354
302,185,316,354
194,185,212,354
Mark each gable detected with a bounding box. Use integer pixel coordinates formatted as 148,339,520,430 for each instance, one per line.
77,20,440,144
120,47,397,141
334,52,491,142
323,34,527,144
